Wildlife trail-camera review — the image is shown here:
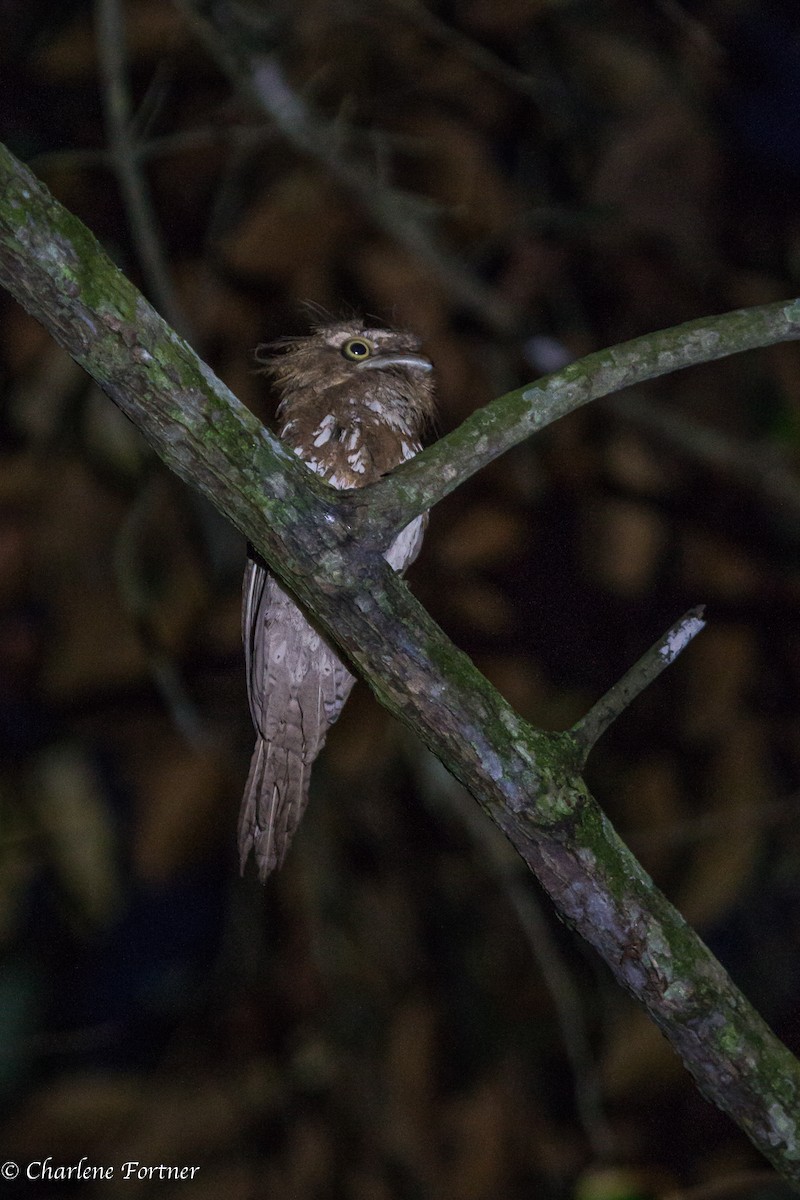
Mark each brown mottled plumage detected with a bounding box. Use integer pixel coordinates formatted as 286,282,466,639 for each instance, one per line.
240,321,436,881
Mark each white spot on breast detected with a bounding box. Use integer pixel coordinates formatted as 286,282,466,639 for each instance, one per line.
312,414,336,447
384,409,411,432
348,448,367,474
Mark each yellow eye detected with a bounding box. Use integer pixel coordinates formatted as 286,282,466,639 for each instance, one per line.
341,338,373,361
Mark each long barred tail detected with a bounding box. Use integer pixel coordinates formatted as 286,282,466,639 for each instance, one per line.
240,558,355,881
238,733,310,881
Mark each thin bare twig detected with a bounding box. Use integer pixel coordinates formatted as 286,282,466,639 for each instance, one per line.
528,336,800,541
95,0,194,340
572,607,706,763
607,391,800,535
29,122,276,175
113,476,209,749
381,0,565,109
174,0,519,335
412,749,617,1159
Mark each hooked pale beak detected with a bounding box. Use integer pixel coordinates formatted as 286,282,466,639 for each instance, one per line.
358,352,432,373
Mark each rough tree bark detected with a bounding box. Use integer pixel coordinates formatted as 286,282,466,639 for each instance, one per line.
1,140,799,1181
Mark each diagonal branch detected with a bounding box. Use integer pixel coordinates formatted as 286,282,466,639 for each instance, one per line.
380,0,564,107
572,607,707,765
1,140,799,1182
349,301,800,543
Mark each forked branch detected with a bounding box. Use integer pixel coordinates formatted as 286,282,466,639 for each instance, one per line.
0,140,798,1182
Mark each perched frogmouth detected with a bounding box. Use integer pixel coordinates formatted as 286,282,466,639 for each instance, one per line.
240,321,436,881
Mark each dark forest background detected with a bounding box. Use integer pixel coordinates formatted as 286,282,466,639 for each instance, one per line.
1,1,800,1196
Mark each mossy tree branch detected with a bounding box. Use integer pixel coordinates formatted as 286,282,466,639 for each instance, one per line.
349,302,800,544
572,607,708,765
1,140,799,1182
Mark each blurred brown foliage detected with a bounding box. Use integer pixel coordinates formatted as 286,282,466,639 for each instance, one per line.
2,0,800,1196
